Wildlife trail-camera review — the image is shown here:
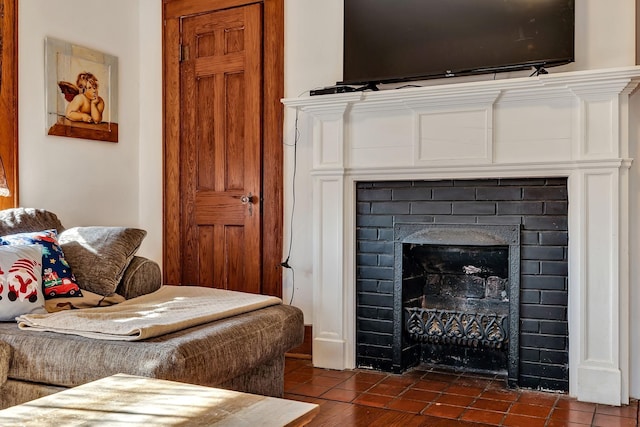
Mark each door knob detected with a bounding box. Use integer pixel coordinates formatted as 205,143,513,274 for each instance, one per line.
240,193,253,216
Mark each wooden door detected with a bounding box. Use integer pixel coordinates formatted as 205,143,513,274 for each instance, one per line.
181,6,261,291
163,0,284,297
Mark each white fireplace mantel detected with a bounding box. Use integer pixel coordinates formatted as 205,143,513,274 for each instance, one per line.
282,66,640,405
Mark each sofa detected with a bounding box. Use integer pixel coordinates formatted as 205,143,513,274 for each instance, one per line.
0,208,304,409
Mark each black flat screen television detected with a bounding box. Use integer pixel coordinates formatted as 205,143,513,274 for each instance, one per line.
340,0,575,86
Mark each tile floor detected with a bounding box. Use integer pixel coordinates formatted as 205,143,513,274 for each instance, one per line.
284,358,639,427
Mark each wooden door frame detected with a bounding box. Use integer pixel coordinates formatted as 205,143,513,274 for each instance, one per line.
162,0,284,297
0,0,19,209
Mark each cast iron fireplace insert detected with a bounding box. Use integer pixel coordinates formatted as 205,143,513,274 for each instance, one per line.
394,223,521,386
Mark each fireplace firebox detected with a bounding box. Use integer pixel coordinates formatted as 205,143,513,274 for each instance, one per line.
394,223,520,386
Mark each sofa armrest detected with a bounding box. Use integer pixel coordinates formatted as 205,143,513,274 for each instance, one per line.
0,341,11,387
115,256,162,300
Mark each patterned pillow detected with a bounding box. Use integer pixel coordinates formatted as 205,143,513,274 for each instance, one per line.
0,244,46,321
0,229,82,299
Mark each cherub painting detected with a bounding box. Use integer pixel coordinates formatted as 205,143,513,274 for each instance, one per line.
45,37,118,142
59,72,105,124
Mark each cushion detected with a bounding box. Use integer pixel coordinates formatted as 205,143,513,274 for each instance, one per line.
0,229,82,300
0,245,45,320
0,208,65,236
116,256,162,299
0,340,10,386
59,227,147,296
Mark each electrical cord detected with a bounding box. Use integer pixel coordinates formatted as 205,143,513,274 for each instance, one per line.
282,107,300,305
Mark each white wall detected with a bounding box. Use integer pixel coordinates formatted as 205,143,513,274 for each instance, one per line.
17,0,640,397
18,0,163,262
136,0,163,264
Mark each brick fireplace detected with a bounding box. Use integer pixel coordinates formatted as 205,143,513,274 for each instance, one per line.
356,178,567,391
282,67,640,405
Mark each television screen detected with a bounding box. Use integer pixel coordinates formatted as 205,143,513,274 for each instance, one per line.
341,0,575,86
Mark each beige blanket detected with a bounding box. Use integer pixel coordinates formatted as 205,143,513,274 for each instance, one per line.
16,285,282,341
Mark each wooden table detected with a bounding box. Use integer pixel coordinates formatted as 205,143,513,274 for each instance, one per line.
0,374,319,426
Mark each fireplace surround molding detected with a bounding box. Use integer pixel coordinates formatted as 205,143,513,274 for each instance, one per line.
282,66,640,405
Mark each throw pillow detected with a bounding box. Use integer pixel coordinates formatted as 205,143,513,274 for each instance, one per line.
59,227,147,296
0,229,82,299
0,208,65,236
0,244,46,320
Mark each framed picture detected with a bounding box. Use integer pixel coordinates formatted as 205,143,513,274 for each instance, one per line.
45,37,118,143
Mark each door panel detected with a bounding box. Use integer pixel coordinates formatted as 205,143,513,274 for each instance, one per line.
180,5,262,291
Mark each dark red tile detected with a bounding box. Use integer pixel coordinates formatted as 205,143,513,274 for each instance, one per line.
434,393,476,407
444,384,485,397
282,357,579,427
352,371,387,383
502,413,548,427
455,376,493,388
291,364,315,374
517,391,559,407
402,389,441,402
550,408,595,425
592,413,638,427
386,397,430,413
335,376,378,392
423,403,467,419
412,379,451,392
508,402,552,418
470,397,512,413
352,392,395,408
284,380,304,392
479,388,520,402
379,375,419,388
309,375,346,388
284,359,307,373
313,368,356,380
374,411,441,427
546,419,592,427
555,397,598,413
320,387,360,403
596,403,638,418
289,382,332,398
367,382,409,397
298,399,381,426
285,371,313,384
459,408,505,425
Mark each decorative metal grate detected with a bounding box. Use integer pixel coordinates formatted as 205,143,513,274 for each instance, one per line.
405,307,509,349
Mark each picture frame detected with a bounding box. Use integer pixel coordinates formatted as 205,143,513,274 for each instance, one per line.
45,37,118,143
